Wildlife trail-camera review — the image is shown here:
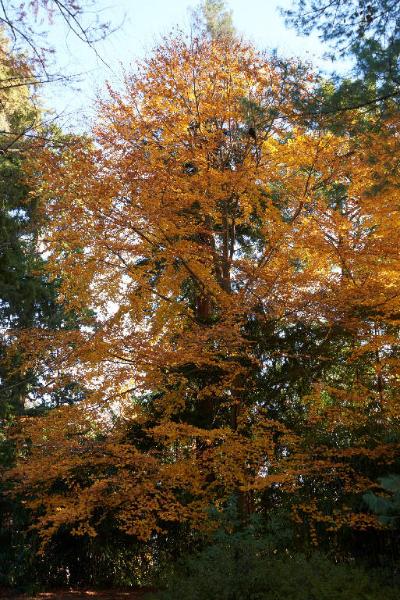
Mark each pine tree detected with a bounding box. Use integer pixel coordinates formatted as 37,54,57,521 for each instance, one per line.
284,0,400,115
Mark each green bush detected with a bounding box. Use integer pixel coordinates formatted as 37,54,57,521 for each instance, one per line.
153,525,398,600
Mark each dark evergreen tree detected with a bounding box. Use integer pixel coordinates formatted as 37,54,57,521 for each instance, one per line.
0,36,90,590
284,0,400,115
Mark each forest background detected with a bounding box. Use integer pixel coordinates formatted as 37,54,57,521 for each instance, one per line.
1,1,400,598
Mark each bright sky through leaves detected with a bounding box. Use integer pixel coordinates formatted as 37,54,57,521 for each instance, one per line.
40,0,340,129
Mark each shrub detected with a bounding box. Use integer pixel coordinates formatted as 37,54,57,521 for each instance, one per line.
153,524,397,600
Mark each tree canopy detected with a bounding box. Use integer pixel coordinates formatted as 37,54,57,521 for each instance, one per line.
8,27,400,549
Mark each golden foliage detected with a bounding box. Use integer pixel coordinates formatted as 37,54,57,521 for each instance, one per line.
9,31,400,546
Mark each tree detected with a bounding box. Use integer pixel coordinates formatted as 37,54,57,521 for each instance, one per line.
8,28,400,557
0,34,89,417
0,1,115,77
0,34,49,417
280,6,400,558
192,0,236,40
284,0,400,113
0,35,95,588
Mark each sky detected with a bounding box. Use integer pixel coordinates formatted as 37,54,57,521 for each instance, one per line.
39,0,345,131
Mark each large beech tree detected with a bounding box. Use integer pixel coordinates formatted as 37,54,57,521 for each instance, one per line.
10,30,400,547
